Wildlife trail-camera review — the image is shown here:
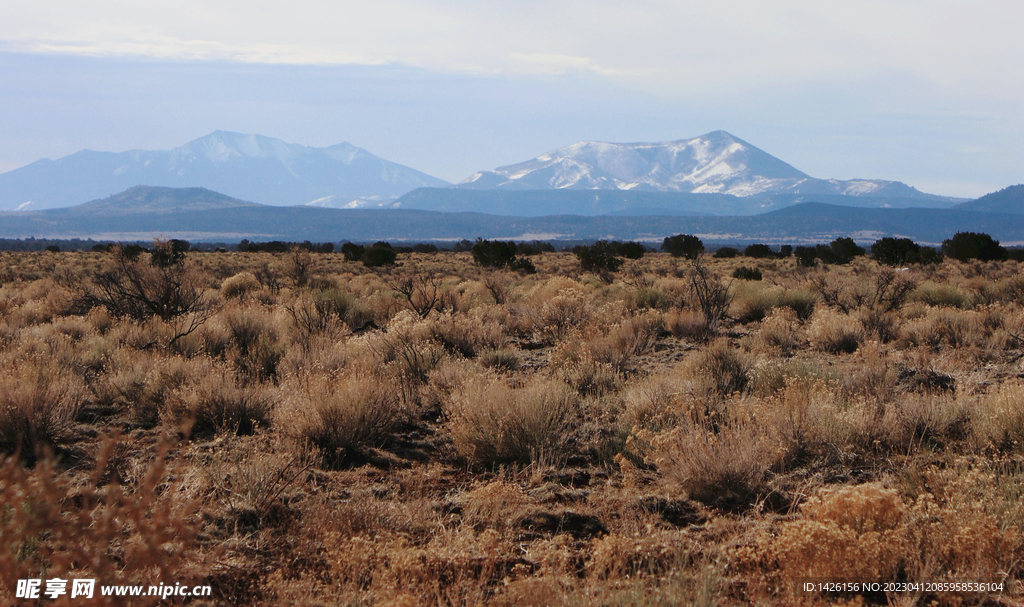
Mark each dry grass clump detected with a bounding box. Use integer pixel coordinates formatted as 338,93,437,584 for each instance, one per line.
973,381,1024,450
769,483,908,581
0,441,207,605
652,416,782,511
426,311,507,358
731,282,783,323
808,307,862,354
219,306,286,382
478,348,522,371
165,367,276,436
278,373,405,465
446,377,578,467
585,312,662,372
221,271,261,299
548,340,623,397
754,307,800,356
0,356,85,458
914,280,972,308
623,373,685,432
686,338,751,397
663,309,710,341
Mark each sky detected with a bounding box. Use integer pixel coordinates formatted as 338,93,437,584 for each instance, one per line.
1,1,1021,197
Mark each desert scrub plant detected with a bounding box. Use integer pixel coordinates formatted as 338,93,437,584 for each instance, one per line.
0,440,206,603
623,373,686,432
426,311,507,359
753,307,800,356
532,283,592,341
548,339,623,397
221,271,261,299
0,356,85,460
767,483,907,583
731,282,782,323
808,307,862,354
663,309,710,342
224,307,285,383
278,373,405,466
687,255,731,333
65,241,216,346
687,339,751,397
652,416,782,511
478,348,521,372
446,377,578,467
165,367,275,437
777,287,817,320
585,313,662,373
914,280,972,308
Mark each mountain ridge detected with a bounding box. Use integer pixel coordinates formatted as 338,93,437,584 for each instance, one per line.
456,131,958,205
1,185,1019,245
0,131,449,211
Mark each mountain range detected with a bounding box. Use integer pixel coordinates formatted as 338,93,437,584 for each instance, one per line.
0,184,1020,245
0,130,968,215
0,131,448,211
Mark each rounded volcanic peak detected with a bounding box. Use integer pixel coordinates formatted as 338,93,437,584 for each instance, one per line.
73,185,260,214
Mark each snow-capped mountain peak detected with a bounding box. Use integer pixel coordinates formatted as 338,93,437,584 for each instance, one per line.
455,131,938,200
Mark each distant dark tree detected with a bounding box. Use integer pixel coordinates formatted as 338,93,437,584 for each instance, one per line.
713,247,740,259
942,232,1007,262
814,244,838,265
916,247,942,264
828,237,865,265
516,241,556,256
871,237,921,267
452,239,475,253
574,241,624,274
509,257,537,274
122,244,147,261
794,246,818,268
472,239,518,268
615,241,647,259
91,244,110,253
315,242,334,254
744,244,773,259
412,243,438,253
1007,249,1024,262
778,245,793,258
363,242,397,267
45,245,60,253
341,242,365,261
662,234,704,259
732,266,762,280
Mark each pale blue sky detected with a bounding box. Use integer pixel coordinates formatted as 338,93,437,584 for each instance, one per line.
1,1,1021,197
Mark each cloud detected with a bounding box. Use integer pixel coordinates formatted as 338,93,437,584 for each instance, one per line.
2,1,1021,98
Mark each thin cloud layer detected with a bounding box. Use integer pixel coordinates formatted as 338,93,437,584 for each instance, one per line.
3,1,1021,97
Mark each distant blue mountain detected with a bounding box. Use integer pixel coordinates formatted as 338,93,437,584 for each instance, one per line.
953,184,1024,214
0,131,449,211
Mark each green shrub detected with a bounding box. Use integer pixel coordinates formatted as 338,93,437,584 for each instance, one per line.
713,247,740,259
732,266,762,281
574,241,624,273
662,234,704,259
362,242,397,267
744,244,773,259
941,232,1007,262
